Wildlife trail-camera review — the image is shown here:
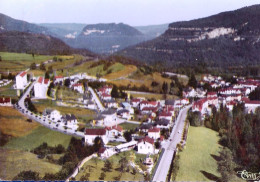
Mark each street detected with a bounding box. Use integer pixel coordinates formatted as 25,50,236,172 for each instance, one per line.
152,105,191,181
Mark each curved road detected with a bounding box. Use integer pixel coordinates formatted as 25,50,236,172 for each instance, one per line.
152,105,191,181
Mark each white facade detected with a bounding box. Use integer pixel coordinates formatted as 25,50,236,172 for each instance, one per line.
16,71,28,89
34,77,50,98
137,137,155,154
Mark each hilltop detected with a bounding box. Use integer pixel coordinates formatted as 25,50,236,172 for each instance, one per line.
119,5,260,71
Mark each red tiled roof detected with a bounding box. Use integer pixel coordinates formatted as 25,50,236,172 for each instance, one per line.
54,76,63,79
38,77,43,83
148,127,160,133
20,71,27,77
138,136,154,144
207,92,217,96
142,107,157,112
245,100,260,105
0,97,11,103
85,128,106,135
106,125,123,132
159,112,172,117
73,83,82,87
102,93,111,97
44,79,49,84
131,98,141,103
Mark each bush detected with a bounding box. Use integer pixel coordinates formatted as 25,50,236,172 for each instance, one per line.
13,170,40,181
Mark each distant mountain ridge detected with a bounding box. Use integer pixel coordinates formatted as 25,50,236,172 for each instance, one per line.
119,5,260,69
66,23,147,54
0,13,50,34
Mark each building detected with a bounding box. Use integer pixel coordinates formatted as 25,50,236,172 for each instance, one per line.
84,128,109,145
131,98,142,108
137,136,155,154
106,125,123,138
61,114,78,126
104,99,118,108
244,100,260,113
54,76,64,85
15,71,28,89
148,127,160,140
101,109,117,126
192,98,209,116
72,83,84,94
0,97,12,106
34,77,50,98
98,147,115,159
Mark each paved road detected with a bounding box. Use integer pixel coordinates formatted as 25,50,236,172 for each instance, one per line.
16,81,84,138
152,105,191,181
88,87,105,112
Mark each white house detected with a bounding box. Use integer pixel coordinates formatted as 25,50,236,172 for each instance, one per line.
98,147,115,159
117,109,132,120
106,125,123,138
137,136,155,154
84,128,109,145
50,110,62,121
244,100,260,113
140,100,158,110
34,77,50,98
0,97,12,106
54,76,64,85
192,98,209,116
154,119,170,129
148,127,160,140
61,114,78,127
158,112,172,122
101,109,117,126
131,98,142,108
104,99,118,108
16,71,28,89
72,83,84,94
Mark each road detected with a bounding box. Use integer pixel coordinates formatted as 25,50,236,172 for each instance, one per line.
88,87,105,112
16,81,84,138
152,105,191,181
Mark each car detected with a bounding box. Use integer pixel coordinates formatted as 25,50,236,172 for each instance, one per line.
178,130,181,134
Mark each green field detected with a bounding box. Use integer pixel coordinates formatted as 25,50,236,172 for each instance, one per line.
175,126,221,181
119,122,139,130
0,148,62,180
76,151,144,181
0,52,52,72
4,126,72,151
0,81,18,99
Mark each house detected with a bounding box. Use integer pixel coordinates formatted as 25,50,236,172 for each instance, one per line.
131,98,142,108
148,127,160,140
154,119,170,129
104,99,118,108
16,71,28,89
117,109,132,120
181,98,189,105
226,101,237,111
93,115,105,126
137,136,155,154
61,114,78,126
0,97,12,106
141,107,157,115
84,100,95,110
106,125,123,138
244,100,260,113
192,98,209,116
100,93,112,101
44,109,62,121
34,77,50,98
139,124,153,133
207,92,217,98
207,97,219,108
98,85,113,95
115,140,137,152
121,102,134,114
84,128,109,145
72,83,84,94
159,112,172,121
165,99,175,109
101,109,117,126
54,76,64,85
98,147,115,159
140,101,158,110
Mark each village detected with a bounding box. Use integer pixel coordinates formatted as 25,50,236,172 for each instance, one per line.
0,68,260,180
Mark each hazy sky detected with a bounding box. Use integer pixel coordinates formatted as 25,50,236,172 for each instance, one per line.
0,0,259,26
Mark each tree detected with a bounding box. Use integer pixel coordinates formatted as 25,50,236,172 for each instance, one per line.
53,56,58,62
123,130,132,142
0,55,2,61
93,137,104,152
162,82,168,94
48,65,53,73
99,172,106,180
111,85,119,98
119,157,128,172
30,63,36,70
40,62,46,70
45,71,50,79
217,148,235,182
64,79,71,87
13,170,40,180
188,73,197,89
249,86,260,100
151,81,159,87
103,160,113,172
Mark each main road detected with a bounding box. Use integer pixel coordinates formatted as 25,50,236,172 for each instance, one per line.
152,105,191,181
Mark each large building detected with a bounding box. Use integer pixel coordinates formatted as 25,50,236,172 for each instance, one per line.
15,71,28,89
34,77,50,98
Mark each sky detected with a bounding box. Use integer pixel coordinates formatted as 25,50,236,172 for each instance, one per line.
0,0,259,26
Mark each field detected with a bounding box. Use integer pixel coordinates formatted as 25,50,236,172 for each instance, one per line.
56,86,83,101
175,126,221,181
0,52,52,73
0,107,39,137
33,99,96,123
4,126,72,151
76,151,144,181
0,81,18,99
119,122,139,130
130,92,178,100
103,65,137,80
0,148,62,180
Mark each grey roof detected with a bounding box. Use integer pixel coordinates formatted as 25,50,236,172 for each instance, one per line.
165,99,175,106
155,119,170,126
95,114,105,120
103,99,116,103
101,108,116,115
139,124,153,130
63,114,77,121
43,108,53,115
117,109,129,115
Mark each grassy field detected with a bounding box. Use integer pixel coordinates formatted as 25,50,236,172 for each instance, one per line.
103,65,137,80
33,99,96,123
0,107,39,137
175,126,221,181
0,52,52,72
0,81,18,99
0,148,61,180
76,151,144,181
4,126,72,151
131,93,178,100
56,86,83,101
119,123,139,130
